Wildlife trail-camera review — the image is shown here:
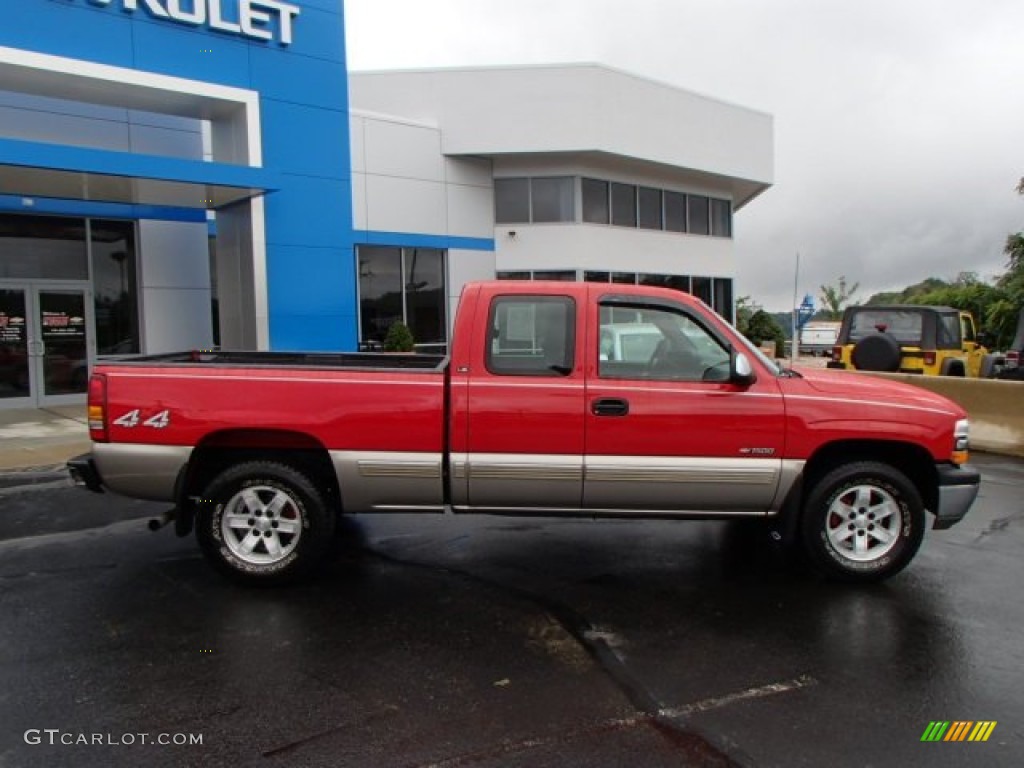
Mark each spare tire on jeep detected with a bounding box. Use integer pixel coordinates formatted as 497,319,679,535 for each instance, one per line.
852,333,901,372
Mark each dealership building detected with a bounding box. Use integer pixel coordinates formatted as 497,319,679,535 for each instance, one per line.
0,0,772,408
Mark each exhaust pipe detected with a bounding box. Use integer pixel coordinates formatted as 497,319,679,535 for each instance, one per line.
148,509,177,531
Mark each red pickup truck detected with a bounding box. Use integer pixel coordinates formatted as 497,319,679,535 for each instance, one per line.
69,281,980,585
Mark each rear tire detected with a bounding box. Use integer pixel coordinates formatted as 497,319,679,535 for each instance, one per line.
196,461,335,585
800,462,924,583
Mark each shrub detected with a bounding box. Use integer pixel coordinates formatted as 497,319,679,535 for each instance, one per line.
383,322,415,352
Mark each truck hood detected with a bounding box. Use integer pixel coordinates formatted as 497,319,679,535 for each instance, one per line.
790,367,965,417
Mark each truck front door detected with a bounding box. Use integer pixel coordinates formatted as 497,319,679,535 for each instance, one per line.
583,292,787,514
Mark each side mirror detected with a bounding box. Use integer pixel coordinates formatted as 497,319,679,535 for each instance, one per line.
731,351,757,386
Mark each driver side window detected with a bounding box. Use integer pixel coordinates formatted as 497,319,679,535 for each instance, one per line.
598,304,730,381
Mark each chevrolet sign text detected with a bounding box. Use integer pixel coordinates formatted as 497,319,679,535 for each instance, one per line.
85,0,301,46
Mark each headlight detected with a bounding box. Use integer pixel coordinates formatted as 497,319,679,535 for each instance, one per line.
952,418,969,465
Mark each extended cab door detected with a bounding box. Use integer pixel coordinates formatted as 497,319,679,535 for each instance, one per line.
583,290,787,514
451,286,585,511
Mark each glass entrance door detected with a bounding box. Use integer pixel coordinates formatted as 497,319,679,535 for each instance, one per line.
0,284,92,407
0,288,31,405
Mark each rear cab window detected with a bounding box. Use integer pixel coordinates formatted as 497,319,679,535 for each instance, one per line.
485,296,576,376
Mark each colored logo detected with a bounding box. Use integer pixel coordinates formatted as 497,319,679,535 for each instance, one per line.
921,721,997,742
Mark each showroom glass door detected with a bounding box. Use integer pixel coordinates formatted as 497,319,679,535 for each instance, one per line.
0,284,92,407
0,288,32,406
35,286,92,406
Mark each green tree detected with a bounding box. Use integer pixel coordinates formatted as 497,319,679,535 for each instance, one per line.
744,310,786,356
383,321,415,352
733,295,755,336
819,275,860,320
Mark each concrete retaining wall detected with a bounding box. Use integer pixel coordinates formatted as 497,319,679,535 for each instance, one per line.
861,373,1024,457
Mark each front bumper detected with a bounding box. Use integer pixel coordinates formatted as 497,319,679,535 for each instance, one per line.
932,463,981,530
67,453,104,494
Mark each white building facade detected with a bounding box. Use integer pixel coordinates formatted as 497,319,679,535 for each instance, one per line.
349,64,773,344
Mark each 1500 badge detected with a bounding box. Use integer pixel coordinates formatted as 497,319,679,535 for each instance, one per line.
112,409,171,429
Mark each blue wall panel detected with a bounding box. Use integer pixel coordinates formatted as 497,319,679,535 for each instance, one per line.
267,245,357,351
263,176,352,248
129,22,255,88
260,103,350,178
1,1,357,352
3,3,136,69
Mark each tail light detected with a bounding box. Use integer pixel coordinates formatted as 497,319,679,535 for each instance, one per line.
831,346,841,362
87,373,108,443
922,350,936,366
1007,350,1020,369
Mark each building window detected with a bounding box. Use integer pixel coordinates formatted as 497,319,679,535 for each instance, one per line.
637,187,663,230
664,191,687,233
499,176,732,239
640,274,691,293
582,178,609,224
358,246,446,349
0,214,87,280
496,176,575,224
90,220,140,354
531,270,576,281
610,183,637,227
531,177,574,223
687,195,710,235
498,270,577,282
486,296,576,377
713,278,734,322
404,248,446,346
692,276,713,306
711,199,732,238
495,178,530,223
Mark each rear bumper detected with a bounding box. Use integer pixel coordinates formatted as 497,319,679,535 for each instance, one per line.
932,463,981,530
67,453,104,494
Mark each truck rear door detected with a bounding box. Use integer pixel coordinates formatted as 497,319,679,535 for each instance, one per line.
451,286,585,511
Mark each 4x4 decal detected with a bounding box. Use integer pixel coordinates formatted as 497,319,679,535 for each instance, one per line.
112,409,171,429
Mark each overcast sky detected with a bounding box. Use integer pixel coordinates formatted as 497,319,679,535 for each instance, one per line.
344,0,1024,311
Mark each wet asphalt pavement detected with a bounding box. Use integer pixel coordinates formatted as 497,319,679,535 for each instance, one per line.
0,454,1021,767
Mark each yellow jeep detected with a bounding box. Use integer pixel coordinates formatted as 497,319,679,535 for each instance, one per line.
827,305,991,376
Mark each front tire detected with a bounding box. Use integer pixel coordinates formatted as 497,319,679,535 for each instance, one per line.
800,462,924,583
196,461,335,585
